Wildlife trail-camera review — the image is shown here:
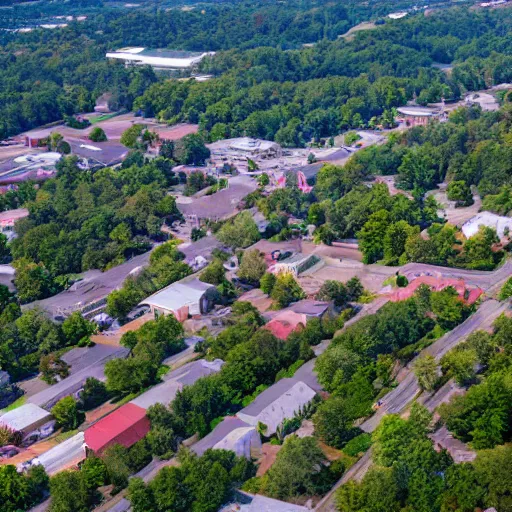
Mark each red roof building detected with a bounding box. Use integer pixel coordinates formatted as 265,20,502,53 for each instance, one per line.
263,310,306,340
84,403,150,455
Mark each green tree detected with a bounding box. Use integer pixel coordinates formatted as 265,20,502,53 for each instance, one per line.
441,348,478,386
89,127,107,142
199,259,225,285
128,478,155,512
174,134,210,165
447,180,473,207
383,221,419,263
216,211,260,249
51,396,84,431
120,124,144,149
499,276,512,300
313,397,359,448
61,312,96,345
264,436,326,500
358,210,391,264
316,280,348,308
260,272,276,295
238,249,267,284
80,377,109,411
270,272,306,308
413,354,439,392
49,471,91,512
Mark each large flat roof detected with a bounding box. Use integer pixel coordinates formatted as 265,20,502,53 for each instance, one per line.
106,48,214,68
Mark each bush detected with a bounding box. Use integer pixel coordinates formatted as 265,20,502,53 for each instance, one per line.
80,378,109,411
260,272,276,295
396,274,409,287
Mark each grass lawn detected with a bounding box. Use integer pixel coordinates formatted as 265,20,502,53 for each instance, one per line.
0,395,26,413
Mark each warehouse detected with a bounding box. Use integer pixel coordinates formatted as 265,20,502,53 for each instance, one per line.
84,403,150,455
106,48,214,70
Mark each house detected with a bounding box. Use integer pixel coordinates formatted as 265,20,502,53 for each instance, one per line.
140,276,216,321
462,211,512,239
0,208,29,241
293,359,323,393
263,310,306,340
287,299,331,320
236,378,316,436
192,416,262,459
222,495,310,512
130,359,224,410
0,404,54,442
84,403,150,455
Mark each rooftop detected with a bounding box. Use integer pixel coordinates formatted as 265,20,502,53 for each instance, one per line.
84,403,149,453
106,48,214,69
0,403,52,432
462,211,512,238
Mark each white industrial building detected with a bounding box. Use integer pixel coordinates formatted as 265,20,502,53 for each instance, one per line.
462,212,512,239
106,47,214,70
0,403,54,444
236,378,317,436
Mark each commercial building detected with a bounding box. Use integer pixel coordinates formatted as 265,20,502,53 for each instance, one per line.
106,48,214,70
462,211,512,239
397,106,442,126
84,403,150,455
192,416,262,459
236,378,317,436
140,276,216,321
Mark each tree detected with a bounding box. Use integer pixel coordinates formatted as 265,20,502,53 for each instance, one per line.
430,286,466,328
346,277,364,302
61,312,96,345
499,276,512,300
313,397,359,448
120,124,144,149
89,127,107,142
12,258,55,303
173,134,210,165
358,210,391,264
270,272,305,308
103,444,131,492
260,272,276,295
0,464,48,512
264,436,326,500
81,456,109,491
413,354,439,392
39,354,69,384
316,280,348,308
105,357,157,396
49,132,64,152
80,377,109,411
441,348,478,386
447,180,473,207
199,259,225,285
238,249,267,284
51,396,84,431
216,211,260,249
128,478,155,512
49,471,91,512
383,221,419,263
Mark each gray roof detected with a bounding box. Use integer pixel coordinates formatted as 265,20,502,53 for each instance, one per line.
238,378,303,417
293,359,323,392
27,346,129,410
0,403,52,432
288,300,330,317
192,417,251,456
131,358,224,409
246,495,309,512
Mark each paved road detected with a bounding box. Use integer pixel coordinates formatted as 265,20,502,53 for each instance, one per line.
314,450,373,512
361,299,508,433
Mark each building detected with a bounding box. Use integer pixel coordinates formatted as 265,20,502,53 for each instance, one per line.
208,137,282,164
236,378,316,436
0,404,54,442
293,359,323,393
84,403,150,455
31,432,86,475
396,106,441,126
222,494,310,512
192,416,262,459
270,253,320,276
462,211,512,239
263,310,306,340
0,208,29,241
286,299,332,319
106,48,214,70
140,276,216,321
130,359,224,410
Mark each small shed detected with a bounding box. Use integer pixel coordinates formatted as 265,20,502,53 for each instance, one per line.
236,378,316,436
84,403,149,455
192,417,262,459
140,277,216,321
0,403,53,437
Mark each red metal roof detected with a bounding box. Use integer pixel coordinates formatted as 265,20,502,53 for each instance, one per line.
84,403,150,454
